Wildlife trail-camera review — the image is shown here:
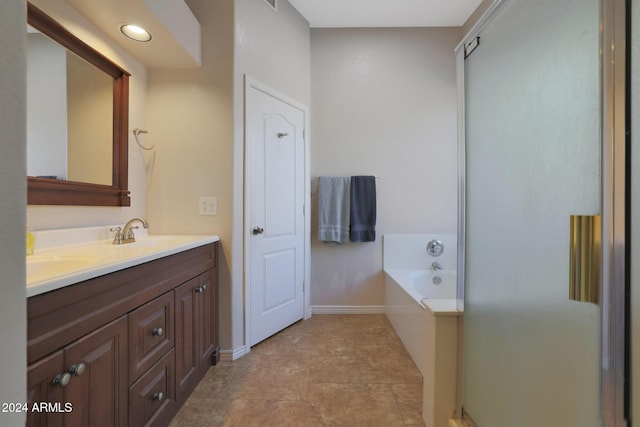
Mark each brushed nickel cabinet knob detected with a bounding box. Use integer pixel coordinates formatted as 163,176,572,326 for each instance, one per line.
68,363,86,376
51,372,71,387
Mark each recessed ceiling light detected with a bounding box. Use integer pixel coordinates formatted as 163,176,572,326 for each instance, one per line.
120,24,152,42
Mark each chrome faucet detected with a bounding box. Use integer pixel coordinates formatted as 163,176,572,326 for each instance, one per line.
430,261,442,271
111,218,149,245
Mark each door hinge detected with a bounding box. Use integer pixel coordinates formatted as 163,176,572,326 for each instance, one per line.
303,129,306,140
303,204,306,215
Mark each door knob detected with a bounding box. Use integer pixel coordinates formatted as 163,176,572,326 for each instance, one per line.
252,226,264,235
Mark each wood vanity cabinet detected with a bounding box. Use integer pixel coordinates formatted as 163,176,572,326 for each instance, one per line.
27,242,219,427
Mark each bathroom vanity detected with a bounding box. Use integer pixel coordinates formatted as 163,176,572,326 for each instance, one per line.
26,237,219,427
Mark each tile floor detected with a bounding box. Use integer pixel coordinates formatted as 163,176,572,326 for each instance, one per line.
169,314,424,426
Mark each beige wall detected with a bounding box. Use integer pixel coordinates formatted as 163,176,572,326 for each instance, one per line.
0,0,27,424
27,0,148,229
146,0,235,349
310,28,461,309
231,0,310,352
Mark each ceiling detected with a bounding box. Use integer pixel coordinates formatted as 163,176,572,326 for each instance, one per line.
31,0,201,68
33,0,482,70
65,0,201,68
287,0,483,28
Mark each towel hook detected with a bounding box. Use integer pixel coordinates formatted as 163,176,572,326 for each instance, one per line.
133,128,155,150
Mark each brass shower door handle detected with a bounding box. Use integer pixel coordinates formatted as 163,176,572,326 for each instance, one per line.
569,215,601,305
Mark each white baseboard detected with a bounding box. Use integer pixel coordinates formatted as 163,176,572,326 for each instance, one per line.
219,345,247,362
310,305,385,315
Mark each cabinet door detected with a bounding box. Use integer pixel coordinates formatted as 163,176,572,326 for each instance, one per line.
64,316,128,427
27,350,65,427
175,277,199,402
175,269,218,403
197,270,215,372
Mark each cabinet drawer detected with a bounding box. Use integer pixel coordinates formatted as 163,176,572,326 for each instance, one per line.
129,292,174,383
129,349,176,427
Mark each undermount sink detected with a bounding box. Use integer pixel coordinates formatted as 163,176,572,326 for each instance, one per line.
27,255,100,280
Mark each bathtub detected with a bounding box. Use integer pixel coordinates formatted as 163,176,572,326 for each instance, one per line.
384,268,458,375
386,269,457,305
383,234,462,427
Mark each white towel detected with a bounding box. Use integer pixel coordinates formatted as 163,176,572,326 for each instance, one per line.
318,176,351,244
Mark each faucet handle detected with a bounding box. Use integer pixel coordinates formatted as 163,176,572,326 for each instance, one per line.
110,227,123,245
125,225,139,239
426,239,444,257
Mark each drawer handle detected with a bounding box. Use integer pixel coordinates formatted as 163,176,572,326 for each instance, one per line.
195,284,208,293
68,363,86,376
51,372,71,388
152,327,164,337
152,391,164,402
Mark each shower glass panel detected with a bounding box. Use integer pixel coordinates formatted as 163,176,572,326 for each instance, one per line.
463,0,601,425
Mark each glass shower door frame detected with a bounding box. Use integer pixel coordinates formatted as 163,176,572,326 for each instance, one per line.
455,0,628,425
600,0,627,423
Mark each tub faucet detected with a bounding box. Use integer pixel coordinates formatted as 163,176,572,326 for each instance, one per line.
112,218,149,244
430,261,442,271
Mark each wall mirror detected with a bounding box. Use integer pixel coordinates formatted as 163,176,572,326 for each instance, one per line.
27,3,131,206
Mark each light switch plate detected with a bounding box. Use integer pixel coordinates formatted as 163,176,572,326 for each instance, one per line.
199,197,218,216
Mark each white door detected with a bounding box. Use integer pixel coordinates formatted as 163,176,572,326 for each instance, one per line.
246,82,305,346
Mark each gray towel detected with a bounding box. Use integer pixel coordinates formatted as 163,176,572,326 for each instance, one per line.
350,176,376,242
318,176,351,244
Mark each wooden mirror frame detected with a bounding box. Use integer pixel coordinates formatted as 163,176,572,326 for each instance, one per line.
27,3,131,206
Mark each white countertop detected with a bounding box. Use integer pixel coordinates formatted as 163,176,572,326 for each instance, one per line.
27,231,219,298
